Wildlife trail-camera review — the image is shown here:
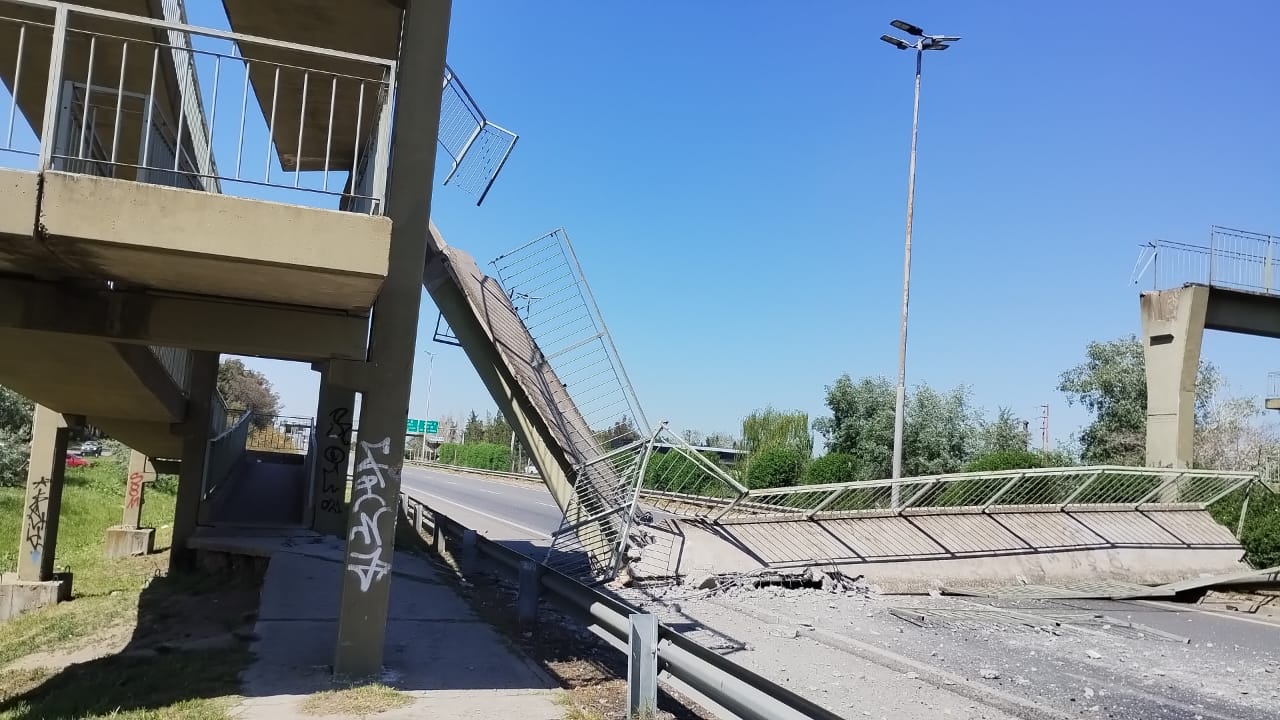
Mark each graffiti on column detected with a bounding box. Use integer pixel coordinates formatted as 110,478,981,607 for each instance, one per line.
320,406,352,514
346,437,393,592
126,472,144,509
25,475,50,566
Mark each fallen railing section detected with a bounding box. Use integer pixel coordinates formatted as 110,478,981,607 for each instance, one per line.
719,466,1257,524
399,492,843,720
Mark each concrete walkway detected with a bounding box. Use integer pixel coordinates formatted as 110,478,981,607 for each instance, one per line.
223,533,562,720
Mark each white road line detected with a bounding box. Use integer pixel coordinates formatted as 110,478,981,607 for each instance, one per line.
535,502,557,508
1132,599,1280,629
407,489,553,539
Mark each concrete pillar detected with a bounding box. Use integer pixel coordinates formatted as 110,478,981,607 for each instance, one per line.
312,366,355,537
123,450,155,528
1141,286,1209,469
17,405,69,582
332,0,452,679
170,351,219,574
104,450,158,559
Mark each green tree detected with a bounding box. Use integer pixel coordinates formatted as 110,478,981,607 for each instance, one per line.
744,446,806,489
814,375,980,479
217,359,281,426
741,407,811,457
1057,335,1218,465
976,407,1028,455
0,386,33,487
813,375,895,479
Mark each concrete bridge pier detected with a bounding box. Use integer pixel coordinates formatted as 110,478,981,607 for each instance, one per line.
310,365,354,538
1141,285,1209,472
170,352,219,574
331,0,453,680
104,450,157,559
2,405,73,619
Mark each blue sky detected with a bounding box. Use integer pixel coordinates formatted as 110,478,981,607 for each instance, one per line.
209,1,1280,449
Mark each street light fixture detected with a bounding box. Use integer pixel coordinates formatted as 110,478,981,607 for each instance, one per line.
419,349,436,460
882,19,960,483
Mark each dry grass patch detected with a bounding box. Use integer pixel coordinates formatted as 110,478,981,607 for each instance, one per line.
298,685,411,716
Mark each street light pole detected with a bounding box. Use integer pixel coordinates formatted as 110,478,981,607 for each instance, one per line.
881,20,960,484
891,46,922,483
420,350,436,461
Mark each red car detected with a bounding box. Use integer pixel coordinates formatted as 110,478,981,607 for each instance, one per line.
65,453,89,468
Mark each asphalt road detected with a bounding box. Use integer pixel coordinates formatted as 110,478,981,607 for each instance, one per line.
400,465,562,543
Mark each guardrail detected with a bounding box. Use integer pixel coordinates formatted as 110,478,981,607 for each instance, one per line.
1133,226,1280,294
0,0,395,210
399,492,842,720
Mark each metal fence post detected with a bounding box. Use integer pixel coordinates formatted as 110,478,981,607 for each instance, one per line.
627,613,658,718
517,560,540,627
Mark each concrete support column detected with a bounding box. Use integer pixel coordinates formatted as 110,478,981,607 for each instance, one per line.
104,450,159,559
123,450,155,528
312,365,355,537
332,0,453,679
17,405,69,582
1141,286,1209,470
170,351,219,574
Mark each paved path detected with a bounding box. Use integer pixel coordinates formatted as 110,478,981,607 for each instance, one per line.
222,533,562,720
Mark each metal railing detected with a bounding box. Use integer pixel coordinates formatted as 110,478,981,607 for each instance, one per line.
439,64,518,206
201,407,252,502
491,228,651,459
147,345,192,392
399,494,843,720
241,414,314,454
1268,372,1280,401
1133,226,1280,294
0,0,395,211
486,228,660,581
707,466,1256,524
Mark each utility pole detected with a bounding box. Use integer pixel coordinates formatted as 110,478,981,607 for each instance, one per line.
881,20,961,482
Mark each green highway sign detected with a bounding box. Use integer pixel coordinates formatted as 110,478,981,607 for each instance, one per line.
406,419,440,435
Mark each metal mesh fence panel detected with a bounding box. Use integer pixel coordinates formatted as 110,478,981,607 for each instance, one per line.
438,65,517,205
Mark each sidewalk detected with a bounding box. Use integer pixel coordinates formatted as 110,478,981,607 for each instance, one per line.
223,534,563,720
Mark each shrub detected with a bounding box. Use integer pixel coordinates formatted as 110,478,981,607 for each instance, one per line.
1209,484,1280,569
437,442,511,472
744,446,807,490
804,452,869,485
643,449,727,496
963,450,1045,473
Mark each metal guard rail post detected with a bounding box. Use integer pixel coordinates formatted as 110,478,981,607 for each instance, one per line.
399,492,842,720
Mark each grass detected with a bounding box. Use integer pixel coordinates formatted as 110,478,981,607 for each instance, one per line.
298,685,411,716
554,693,606,720
0,460,256,720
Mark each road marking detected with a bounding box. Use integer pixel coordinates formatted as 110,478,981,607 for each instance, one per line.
406,489,553,539
1132,599,1280,629
535,502,557,508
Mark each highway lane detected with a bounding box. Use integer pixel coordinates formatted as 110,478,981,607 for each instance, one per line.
400,465,562,543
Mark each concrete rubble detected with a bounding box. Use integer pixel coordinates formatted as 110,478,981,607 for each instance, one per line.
617,565,1280,720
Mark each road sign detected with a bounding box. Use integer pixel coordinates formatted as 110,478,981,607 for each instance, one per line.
406,418,426,434
426,420,439,434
